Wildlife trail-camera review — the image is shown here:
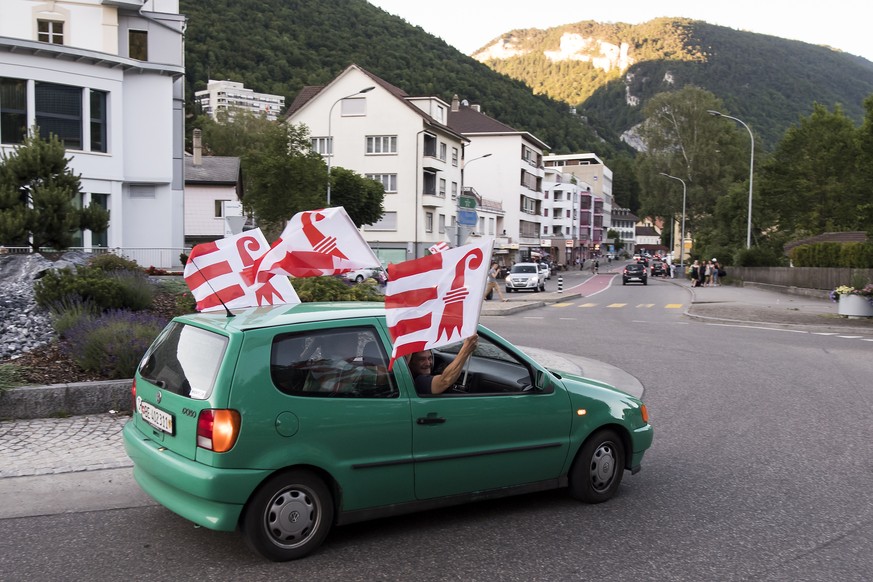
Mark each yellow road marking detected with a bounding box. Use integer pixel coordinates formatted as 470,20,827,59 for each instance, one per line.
579,303,598,308
607,303,626,308
637,304,655,308
550,302,574,307
665,303,683,309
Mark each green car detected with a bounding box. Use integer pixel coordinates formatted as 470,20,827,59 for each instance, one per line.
123,302,652,561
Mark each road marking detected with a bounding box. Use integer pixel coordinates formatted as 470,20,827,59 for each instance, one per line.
837,336,863,339
665,303,683,309
550,302,575,307
637,304,655,308
523,316,544,319
579,303,598,308
813,332,839,336
559,317,576,321
607,303,626,308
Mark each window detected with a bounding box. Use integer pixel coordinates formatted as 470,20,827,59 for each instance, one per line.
129,30,148,60
452,147,459,166
37,20,64,44
130,185,156,198
215,200,231,218
35,82,81,150
439,214,446,234
422,170,436,196
543,209,549,217
311,137,332,155
489,217,495,235
366,135,397,154
363,211,397,231
365,173,397,193
439,142,447,161
90,90,107,153
451,182,458,199
91,194,109,247
270,327,397,398
422,133,437,157
439,178,446,197
425,212,433,233
0,78,27,144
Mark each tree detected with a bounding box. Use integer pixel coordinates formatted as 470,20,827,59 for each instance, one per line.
328,167,385,227
0,130,109,251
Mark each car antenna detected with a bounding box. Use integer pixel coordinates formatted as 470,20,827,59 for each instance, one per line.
189,258,235,318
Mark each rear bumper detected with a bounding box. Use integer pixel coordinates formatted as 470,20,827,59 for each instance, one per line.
123,421,270,531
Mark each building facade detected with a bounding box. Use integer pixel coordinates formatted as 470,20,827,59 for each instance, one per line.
283,64,467,265
184,130,243,246
194,79,285,122
0,0,186,268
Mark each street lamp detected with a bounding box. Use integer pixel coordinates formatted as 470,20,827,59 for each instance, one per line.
456,152,492,246
326,86,375,205
709,110,755,249
659,172,686,271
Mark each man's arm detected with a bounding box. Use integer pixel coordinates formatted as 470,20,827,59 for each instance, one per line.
430,335,478,394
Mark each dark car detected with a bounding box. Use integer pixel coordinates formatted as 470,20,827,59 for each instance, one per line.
650,261,666,277
623,263,648,285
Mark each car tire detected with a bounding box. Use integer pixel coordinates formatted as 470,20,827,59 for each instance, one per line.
355,275,364,283
241,470,334,562
506,287,512,293
568,429,626,504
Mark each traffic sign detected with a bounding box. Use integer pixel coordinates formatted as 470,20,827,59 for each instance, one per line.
457,209,478,226
458,196,477,209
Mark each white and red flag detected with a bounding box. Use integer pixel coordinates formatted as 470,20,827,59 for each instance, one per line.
385,239,493,369
184,229,300,312
243,207,380,284
428,241,450,254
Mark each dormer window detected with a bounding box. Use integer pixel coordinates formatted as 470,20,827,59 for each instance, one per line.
37,19,64,44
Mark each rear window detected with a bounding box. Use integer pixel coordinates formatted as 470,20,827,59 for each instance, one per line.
138,322,228,400
511,265,537,274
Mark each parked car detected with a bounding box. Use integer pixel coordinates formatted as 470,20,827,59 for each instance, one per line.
506,262,546,292
538,262,551,280
344,267,386,284
124,303,652,561
623,263,648,285
650,261,666,277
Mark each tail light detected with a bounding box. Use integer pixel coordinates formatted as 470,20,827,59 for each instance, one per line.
131,378,137,413
197,409,241,452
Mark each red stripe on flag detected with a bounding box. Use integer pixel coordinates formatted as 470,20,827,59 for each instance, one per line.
185,259,235,289
188,241,220,262
385,287,438,309
388,313,432,339
388,340,429,371
196,283,246,311
388,253,442,280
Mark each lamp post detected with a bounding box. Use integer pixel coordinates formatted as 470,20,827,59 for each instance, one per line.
659,172,686,271
709,110,755,249
326,86,375,205
456,152,492,246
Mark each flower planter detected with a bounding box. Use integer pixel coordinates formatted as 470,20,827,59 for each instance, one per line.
837,294,873,318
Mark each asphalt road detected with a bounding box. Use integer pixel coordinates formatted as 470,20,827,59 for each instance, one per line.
2,272,872,580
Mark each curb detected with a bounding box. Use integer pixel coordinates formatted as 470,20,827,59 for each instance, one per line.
1,380,131,420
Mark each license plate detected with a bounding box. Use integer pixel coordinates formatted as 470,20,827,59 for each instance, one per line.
139,399,175,435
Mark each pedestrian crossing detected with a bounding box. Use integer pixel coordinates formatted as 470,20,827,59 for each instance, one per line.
549,302,686,310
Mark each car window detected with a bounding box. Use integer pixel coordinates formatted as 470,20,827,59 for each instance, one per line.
270,326,397,398
433,334,539,395
511,265,536,274
138,322,228,400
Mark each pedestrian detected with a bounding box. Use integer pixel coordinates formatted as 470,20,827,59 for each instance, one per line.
593,259,599,274
704,261,713,287
669,263,676,279
711,258,720,286
689,260,700,287
485,262,507,302
698,260,707,287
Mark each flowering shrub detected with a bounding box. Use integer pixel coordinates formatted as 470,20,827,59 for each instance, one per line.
829,284,873,303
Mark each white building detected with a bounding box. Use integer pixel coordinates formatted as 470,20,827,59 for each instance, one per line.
447,96,548,264
195,79,285,122
542,167,592,268
184,130,243,246
0,0,186,268
543,153,614,257
283,64,467,264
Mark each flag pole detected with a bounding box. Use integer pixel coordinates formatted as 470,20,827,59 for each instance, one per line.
460,238,494,387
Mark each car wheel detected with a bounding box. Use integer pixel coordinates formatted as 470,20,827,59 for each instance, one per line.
355,275,364,283
568,429,626,503
241,470,334,561
506,287,512,293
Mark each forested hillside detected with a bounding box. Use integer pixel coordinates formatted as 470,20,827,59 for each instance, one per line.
179,0,615,156
475,18,873,149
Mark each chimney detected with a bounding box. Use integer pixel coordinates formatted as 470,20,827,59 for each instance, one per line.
193,128,202,166
471,104,481,113
451,94,460,112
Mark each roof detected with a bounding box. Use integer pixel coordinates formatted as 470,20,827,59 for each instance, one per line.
447,103,550,150
184,156,241,184
783,231,868,252
635,226,660,237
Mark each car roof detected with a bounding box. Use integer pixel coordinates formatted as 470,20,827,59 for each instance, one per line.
174,302,387,333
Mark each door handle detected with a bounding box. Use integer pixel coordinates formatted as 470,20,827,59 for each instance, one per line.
416,416,446,425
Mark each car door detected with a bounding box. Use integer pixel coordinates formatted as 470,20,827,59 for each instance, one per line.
406,331,572,500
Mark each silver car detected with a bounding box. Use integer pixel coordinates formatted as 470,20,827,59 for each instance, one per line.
506,262,546,292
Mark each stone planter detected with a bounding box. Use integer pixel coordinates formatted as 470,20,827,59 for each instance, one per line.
837,294,873,318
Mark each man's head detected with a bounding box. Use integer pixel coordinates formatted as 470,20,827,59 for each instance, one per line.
408,350,433,377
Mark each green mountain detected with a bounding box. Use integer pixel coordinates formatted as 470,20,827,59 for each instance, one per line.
179,1,873,154
473,18,873,149
180,0,612,156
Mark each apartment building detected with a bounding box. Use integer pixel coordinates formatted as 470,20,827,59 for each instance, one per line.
0,0,186,268
611,206,639,256
282,64,467,264
542,167,592,268
447,96,548,264
194,79,285,122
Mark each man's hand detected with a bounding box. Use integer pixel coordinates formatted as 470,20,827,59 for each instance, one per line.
430,334,479,394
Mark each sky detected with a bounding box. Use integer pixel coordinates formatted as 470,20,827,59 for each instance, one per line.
368,0,873,63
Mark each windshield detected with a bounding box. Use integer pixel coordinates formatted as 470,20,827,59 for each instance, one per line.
511,265,537,274
138,322,228,399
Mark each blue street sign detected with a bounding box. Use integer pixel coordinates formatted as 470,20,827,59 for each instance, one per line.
457,209,478,226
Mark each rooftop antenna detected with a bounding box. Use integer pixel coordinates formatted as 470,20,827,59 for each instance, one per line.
189,259,235,318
